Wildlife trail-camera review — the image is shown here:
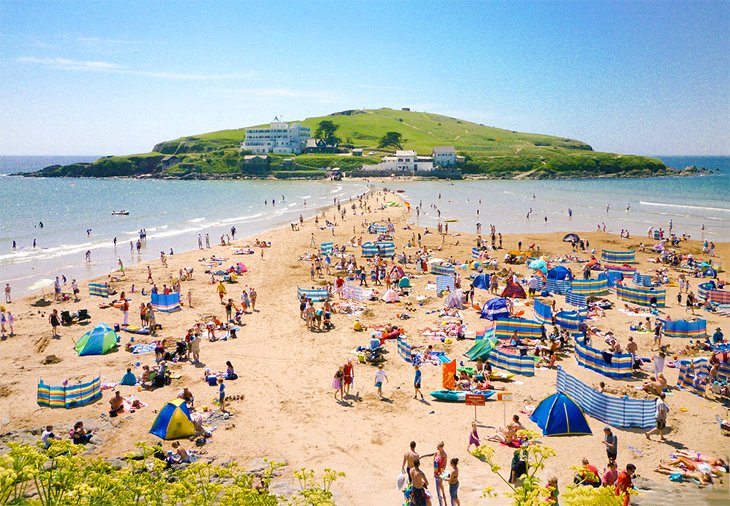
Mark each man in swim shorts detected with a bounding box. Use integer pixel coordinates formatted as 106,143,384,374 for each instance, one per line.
409,458,429,506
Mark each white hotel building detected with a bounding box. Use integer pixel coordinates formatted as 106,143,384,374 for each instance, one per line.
241,118,311,155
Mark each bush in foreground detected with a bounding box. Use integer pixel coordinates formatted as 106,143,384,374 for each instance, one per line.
0,441,343,505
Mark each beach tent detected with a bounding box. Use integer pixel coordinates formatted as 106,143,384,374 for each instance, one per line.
444,289,464,309
149,399,196,440
703,267,717,277
382,288,400,303
481,297,510,320
563,233,580,243
530,392,592,436
74,323,118,356
501,282,526,299
472,273,490,290
398,277,411,288
547,266,573,281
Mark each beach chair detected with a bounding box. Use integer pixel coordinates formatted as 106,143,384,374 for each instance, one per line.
77,309,90,322
60,311,74,326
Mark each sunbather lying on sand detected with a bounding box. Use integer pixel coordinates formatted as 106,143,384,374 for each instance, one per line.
655,464,713,485
674,451,728,470
486,416,525,444
662,456,727,477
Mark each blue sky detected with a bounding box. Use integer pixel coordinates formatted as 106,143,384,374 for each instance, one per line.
1,0,728,156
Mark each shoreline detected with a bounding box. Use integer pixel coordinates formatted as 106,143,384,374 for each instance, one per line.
1,191,728,504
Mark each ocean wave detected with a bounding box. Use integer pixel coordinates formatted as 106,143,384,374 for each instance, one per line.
639,201,730,213
187,218,206,223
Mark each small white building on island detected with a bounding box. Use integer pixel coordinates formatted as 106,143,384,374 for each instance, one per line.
432,146,457,167
362,149,434,173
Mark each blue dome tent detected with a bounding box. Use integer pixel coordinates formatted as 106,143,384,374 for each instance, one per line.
530,392,592,436
480,297,510,320
547,266,573,281
149,399,196,440
472,273,490,290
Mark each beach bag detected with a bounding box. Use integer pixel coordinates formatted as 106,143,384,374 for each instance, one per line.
396,471,406,490
669,472,683,482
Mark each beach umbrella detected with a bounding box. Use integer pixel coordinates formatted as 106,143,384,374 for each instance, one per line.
28,278,54,298
428,258,446,264
563,233,580,243
528,259,547,274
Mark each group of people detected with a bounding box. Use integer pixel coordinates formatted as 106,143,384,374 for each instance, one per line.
401,441,461,506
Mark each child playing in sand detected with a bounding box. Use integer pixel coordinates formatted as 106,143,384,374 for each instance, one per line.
467,421,480,452
374,364,388,400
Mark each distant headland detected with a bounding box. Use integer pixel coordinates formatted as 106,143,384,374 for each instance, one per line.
20,108,710,180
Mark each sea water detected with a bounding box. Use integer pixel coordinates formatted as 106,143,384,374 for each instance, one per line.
0,156,728,297
0,158,369,296
399,156,729,242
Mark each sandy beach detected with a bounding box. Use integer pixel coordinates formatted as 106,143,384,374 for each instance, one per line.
1,189,728,505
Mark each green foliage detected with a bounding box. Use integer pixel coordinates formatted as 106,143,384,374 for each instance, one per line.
378,131,404,149
473,430,556,505
314,120,341,145
0,442,342,505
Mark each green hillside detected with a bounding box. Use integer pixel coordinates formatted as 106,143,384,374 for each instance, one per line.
153,108,592,155
29,108,673,179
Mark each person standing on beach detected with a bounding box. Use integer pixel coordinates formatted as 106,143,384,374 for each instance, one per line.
4,283,10,303
218,378,227,413
49,309,60,337
343,359,354,396
402,441,419,483
409,458,429,506
603,427,618,463
614,463,635,506
121,298,129,327
205,234,210,248
217,281,227,303
467,421,480,453
374,364,388,400
650,321,662,351
413,364,424,400
447,458,460,506
333,366,344,401
198,234,203,249
433,442,448,506
5,311,14,336
646,393,669,441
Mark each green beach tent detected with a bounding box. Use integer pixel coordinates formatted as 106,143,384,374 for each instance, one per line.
74,323,118,356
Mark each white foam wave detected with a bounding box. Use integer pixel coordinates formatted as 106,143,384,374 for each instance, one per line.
639,201,730,213
187,218,206,223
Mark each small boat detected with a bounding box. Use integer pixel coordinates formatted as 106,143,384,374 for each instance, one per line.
396,189,406,193
112,210,129,216
430,390,495,402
